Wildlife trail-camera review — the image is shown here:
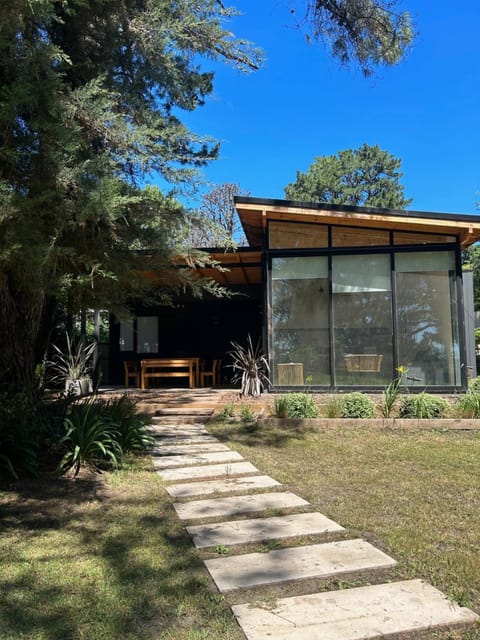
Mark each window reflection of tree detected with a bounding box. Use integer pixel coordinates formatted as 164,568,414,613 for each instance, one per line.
396,271,458,385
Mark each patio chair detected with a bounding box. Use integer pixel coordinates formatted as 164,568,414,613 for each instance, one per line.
200,359,221,387
123,360,140,388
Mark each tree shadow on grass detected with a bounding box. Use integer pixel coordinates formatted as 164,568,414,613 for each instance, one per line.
211,419,315,448
0,467,231,640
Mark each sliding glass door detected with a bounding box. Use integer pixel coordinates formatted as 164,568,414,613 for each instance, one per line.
271,256,330,385
332,254,393,385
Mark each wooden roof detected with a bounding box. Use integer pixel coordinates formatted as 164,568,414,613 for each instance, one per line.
234,196,480,249
193,249,262,287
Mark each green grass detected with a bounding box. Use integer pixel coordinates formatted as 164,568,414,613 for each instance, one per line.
0,456,242,640
2,424,480,639
210,421,480,638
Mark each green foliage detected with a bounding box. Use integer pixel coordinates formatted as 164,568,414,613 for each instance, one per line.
338,393,376,418
100,395,154,453
284,143,411,208
239,404,256,423
398,393,450,419
47,333,96,386
468,376,480,393
0,392,42,480
305,1,413,76
217,403,236,420
0,0,261,391
325,396,343,418
228,335,270,397
58,399,122,476
274,393,319,419
381,368,407,417
454,392,480,419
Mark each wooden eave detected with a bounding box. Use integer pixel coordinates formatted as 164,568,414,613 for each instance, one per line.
235,198,480,249
194,250,262,286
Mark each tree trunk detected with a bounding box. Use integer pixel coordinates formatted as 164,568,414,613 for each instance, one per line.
0,271,45,392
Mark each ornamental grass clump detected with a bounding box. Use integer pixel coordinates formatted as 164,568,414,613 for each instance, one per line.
274,393,319,419
454,392,480,418
398,392,450,418
339,392,376,418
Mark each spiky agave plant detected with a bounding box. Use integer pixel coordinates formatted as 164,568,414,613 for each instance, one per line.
48,333,96,382
228,335,270,397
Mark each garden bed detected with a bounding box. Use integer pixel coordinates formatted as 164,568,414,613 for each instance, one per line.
257,416,480,430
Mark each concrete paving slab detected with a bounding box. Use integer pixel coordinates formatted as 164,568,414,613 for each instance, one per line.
231,579,479,640
166,475,281,498
174,492,309,521
152,450,243,469
149,425,210,436
157,461,260,482
187,512,344,548
204,538,396,592
152,435,220,445
152,442,231,455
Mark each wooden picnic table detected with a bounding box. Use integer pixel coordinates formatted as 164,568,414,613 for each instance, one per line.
140,358,201,389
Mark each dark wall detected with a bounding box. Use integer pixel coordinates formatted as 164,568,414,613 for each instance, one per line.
109,286,263,385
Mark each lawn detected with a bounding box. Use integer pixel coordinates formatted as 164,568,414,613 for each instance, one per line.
1,424,479,639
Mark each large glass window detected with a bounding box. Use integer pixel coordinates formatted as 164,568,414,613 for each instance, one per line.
395,252,460,386
119,320,134,351
332,254,393,385
137,317,159,354
271,257,330,385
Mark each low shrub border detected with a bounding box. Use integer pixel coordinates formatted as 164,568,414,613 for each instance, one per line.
256,416,480,430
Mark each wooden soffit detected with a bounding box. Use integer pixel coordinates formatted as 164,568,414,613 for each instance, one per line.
234,197,480,249
194,249,262,287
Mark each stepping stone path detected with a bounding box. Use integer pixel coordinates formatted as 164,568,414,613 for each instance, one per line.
151,413,479,640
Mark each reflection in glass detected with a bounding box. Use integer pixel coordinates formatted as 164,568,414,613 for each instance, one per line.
137,317,159,354
395,252,460,386
332,254,393,385
119,320,134,351
271,257,330,385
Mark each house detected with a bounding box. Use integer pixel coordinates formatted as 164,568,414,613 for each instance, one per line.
109,196,480,391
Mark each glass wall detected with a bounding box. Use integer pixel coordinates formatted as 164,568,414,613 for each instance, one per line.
271,257,330,385
269,250,462,388
332,254,393,385
395,251,460,386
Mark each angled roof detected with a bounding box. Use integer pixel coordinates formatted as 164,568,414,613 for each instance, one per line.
234,196,480,249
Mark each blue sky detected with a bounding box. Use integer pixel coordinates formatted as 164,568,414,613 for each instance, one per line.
179,1,479,215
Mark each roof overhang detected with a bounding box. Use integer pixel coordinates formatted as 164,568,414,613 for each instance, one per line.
193,248,262,287
234,196,480,249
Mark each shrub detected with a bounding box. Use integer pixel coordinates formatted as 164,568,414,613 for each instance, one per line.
468,376,480,393
454,392,480,418
239,404,256,423
274,393,319,419
100,395,154,453
0,391,55,481
218,402,236,420
338,393,375,418
398,393,450,418
58,399,122,476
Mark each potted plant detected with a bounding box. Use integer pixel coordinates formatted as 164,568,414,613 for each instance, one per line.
228,335,270,397
48,333,96,396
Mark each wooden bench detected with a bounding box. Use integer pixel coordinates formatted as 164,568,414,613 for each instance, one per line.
140,358,196,389
344,354,383,373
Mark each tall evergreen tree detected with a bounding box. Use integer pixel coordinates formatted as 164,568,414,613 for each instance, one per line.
0,0,261,390
284,144,412,208
0,1,413,391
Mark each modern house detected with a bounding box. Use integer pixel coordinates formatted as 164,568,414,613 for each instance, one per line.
109,196,480,392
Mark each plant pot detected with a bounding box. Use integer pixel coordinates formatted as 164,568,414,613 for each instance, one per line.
65,377,93,396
